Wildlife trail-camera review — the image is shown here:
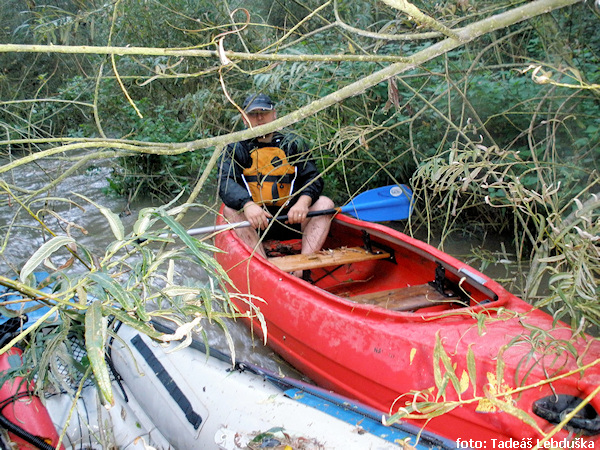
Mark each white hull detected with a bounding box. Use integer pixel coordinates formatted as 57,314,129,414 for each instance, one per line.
111,324,422,449
44,323,454,449
4,275,451,449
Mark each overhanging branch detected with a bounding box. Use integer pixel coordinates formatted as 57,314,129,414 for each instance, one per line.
0,0,583,162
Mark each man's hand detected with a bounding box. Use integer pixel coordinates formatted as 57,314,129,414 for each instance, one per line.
286,195,312,224
242,201,271,230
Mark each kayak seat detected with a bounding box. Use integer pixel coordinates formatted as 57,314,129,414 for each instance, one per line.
267,246,391,273
347,284,460,311
349,264,468,311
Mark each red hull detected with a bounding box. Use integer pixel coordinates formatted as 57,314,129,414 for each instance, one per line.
0,348,62,450
214,208,600,444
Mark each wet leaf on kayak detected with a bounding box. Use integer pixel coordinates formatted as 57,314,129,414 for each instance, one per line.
433,333,462,399
85,300,114,407
459,370,470,394
476,372,513,414
480,390,543,434
467,345,477,396
159,316,202,351
496,345,507,393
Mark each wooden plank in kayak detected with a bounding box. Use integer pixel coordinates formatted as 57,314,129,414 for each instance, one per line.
349,284,458,311
268,247,391,272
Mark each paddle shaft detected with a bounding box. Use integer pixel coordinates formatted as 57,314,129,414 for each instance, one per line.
157,184,410,239
186,207,340,237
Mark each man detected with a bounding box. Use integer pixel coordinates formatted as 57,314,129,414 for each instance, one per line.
218,93,333,273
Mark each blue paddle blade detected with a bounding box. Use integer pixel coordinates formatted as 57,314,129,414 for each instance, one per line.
0,272,60,330
339,185,413,222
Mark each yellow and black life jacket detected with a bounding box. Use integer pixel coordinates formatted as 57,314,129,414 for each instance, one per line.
242,146,297,207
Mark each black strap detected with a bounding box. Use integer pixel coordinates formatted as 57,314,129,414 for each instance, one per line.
244,174,295,184
533,394,600,436
131,335,203,430
0,317,26,348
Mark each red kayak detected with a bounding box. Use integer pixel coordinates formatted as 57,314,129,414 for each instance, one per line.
214,206,600,444
0,347,63,450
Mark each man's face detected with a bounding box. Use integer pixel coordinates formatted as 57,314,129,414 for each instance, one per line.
243,109,276,128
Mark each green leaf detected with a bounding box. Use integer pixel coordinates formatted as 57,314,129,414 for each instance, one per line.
133,207,157,236
74,194,124,241
87,272,135,311
104,306,162,340
134,296,150,322
20,236,75,283
432,334,444,396
467,345,477,397
155,213,232,283
434,333,462,398
100,206,124,241
496,346,506,390
85,300,113,406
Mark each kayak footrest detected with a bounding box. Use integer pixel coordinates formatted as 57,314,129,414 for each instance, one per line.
349,284,459,311
268,246,391,273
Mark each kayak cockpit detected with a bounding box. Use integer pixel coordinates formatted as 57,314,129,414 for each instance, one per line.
264,217,500,313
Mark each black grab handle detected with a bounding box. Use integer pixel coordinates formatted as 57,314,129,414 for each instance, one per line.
533,394,600,436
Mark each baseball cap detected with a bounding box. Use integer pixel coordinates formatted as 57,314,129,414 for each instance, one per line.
242,93,275,113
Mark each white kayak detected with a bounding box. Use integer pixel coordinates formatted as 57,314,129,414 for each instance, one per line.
103,322,455,449
41,322,455,449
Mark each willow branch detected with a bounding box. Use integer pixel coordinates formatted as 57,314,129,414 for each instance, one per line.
0,0,583,172
381,0,461,40
93,63,107,138
261,1,332,53
0,43,411,63
109,0,143,118
333,0,443,41
0,99,94,108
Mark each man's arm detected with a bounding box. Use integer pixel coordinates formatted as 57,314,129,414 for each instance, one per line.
218,143,254,211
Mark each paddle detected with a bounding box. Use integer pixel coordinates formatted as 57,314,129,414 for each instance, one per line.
185,184,412,237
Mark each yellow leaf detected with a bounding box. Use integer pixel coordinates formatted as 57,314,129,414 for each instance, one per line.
476,372,514,413
476,398,497,413
459,370,470,394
